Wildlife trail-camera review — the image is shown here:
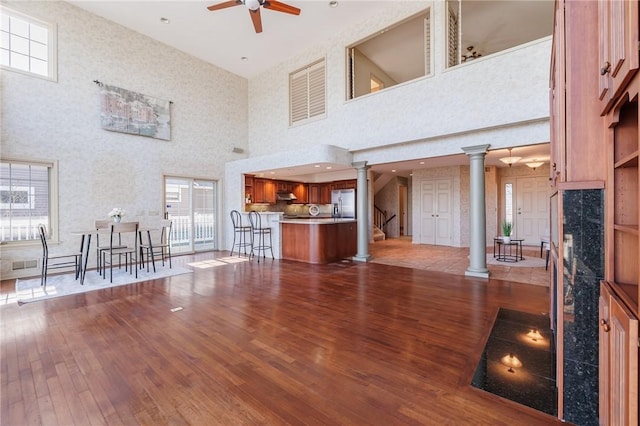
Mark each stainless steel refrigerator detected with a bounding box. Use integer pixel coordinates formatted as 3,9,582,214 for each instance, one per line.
331,189,356,218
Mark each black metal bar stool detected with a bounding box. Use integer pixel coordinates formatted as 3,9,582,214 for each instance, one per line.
248,211,274,262
230,210,252,257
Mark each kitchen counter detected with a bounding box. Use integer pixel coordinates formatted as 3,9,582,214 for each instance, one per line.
280,219,357,264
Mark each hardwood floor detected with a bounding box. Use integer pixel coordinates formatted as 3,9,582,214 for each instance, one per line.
0,250,562,425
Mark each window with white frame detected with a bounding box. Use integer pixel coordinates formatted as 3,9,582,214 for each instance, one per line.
0,159,57,243
289,59,326,126
0,6,57,81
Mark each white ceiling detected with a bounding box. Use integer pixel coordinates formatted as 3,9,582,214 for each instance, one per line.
69,0,552,179
69,0,394,79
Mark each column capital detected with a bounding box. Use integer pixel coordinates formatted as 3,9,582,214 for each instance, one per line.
461,144,491,157
351,161,369,170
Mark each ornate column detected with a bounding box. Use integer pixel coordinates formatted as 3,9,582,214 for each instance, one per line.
462,144,490,278
352,161,372,262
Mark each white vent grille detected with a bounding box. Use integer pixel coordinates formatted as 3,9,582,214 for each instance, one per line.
290,59,326,126
12,259,38,270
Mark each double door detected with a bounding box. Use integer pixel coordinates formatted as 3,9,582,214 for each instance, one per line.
419,179,452,246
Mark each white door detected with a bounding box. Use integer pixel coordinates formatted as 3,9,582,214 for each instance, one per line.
420,179,452,246
515,176,549,245
165,177,217,254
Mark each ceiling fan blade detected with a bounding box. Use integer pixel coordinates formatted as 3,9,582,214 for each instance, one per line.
263,0,301,15
249,8,263,33
207,0,242,12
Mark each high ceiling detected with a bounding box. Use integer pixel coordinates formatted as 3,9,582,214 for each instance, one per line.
69,0,394,79
69,0,553,178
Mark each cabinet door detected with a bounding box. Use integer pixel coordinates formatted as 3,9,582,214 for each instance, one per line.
308,184,320,204
264,180,276,203
321,184,332,204
599,0,639,112
293,183,308,204
253,178,265,203
600,281,639,426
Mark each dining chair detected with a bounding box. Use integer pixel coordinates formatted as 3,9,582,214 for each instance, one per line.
95,219,127,274
37,224,82,287
101,222,139,283
139,219,173,272
230,210,252,257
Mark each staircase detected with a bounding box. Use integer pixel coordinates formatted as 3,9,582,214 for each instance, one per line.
373,226,386,241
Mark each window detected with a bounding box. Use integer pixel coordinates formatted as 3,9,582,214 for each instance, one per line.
347,9,431,100
0,159,57,243
0,6,57,81
446,0,553,68
290,59,326,126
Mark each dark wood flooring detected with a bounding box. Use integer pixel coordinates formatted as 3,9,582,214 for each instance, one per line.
1,251,563,425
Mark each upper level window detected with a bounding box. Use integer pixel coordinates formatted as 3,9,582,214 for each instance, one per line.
0,159,57,243
347,9,431,100
289,59,326,126
0,6,57,81
446,0,553,68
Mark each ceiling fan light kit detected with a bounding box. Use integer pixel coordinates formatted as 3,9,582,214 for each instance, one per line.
462,45,482,62
207,0,301,33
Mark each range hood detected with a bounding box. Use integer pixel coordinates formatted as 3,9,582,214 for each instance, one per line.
276,191,297,201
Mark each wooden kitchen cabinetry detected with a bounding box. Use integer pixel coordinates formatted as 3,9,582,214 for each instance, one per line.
599,281,638,426
253,178,276,204
292,183,308,204
598,0,639,114
330,179,357,191
308,183,331,204
601,34,639,426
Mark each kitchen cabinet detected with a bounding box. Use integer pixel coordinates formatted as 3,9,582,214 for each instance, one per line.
244,174,254,204
276,180,295,193
330,179,357,191
292,183,308,204
281,219,357,264
599,281,638,426
253,178,276,204
598,0,639,114
308,183,331,204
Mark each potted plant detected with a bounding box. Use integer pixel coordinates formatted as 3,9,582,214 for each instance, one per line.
502,220,513,243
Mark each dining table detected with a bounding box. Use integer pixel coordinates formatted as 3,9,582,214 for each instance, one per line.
71,224,158,285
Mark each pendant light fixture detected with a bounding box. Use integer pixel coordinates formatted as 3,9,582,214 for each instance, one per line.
526,160,544,170
499,148,521,167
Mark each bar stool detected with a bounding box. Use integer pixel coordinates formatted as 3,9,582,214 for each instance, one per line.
248,211,274,262
230,210,252,257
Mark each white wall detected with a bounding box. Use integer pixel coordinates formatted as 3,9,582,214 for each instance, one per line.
246,1,551,159
0,1,248,279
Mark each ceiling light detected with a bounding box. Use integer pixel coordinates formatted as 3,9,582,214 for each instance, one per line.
391,169,396,173
527,329,544,342
501,353,522,373
419,161,425,165
526,161,544,170
326,166,332,170
245,0,261,11
160,17,170,24
462,45,481,62
329,1,339,8
314,164,321,168
499,148,521,167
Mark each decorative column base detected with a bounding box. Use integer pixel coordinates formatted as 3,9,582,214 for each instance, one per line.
465,268,490,279
352,254,373,263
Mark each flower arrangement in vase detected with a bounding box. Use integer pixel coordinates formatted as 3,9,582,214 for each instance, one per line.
502,220,513,243
108,207,126,223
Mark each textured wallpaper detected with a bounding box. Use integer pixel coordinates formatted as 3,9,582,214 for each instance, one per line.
1,0,248,278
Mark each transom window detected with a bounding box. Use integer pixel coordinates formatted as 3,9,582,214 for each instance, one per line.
0,6,57,81
0,159,57,243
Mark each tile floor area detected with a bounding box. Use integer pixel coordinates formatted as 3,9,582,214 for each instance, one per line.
472,308,557,416
369,237,550,287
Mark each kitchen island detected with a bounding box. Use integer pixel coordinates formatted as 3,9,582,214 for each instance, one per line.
280,217,357,264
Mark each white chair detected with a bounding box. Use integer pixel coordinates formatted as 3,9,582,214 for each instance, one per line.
37,224,82,287
139,220,172,272
101,222,139,283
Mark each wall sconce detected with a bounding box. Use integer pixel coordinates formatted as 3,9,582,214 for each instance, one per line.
501,353,522,373
499,148,521,167
526,161,544,170
526,329,544,342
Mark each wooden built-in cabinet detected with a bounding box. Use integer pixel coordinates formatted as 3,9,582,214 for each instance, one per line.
252,178,276,204
598,0,639,114
600,12,639,424
599,281,638,426
308,183,332,204
244,175,353,205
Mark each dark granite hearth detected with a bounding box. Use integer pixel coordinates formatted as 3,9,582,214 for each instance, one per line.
472,308,557,416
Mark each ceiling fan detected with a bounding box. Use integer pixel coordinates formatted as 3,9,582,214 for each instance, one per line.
207,0,301,34
462,46,482,62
